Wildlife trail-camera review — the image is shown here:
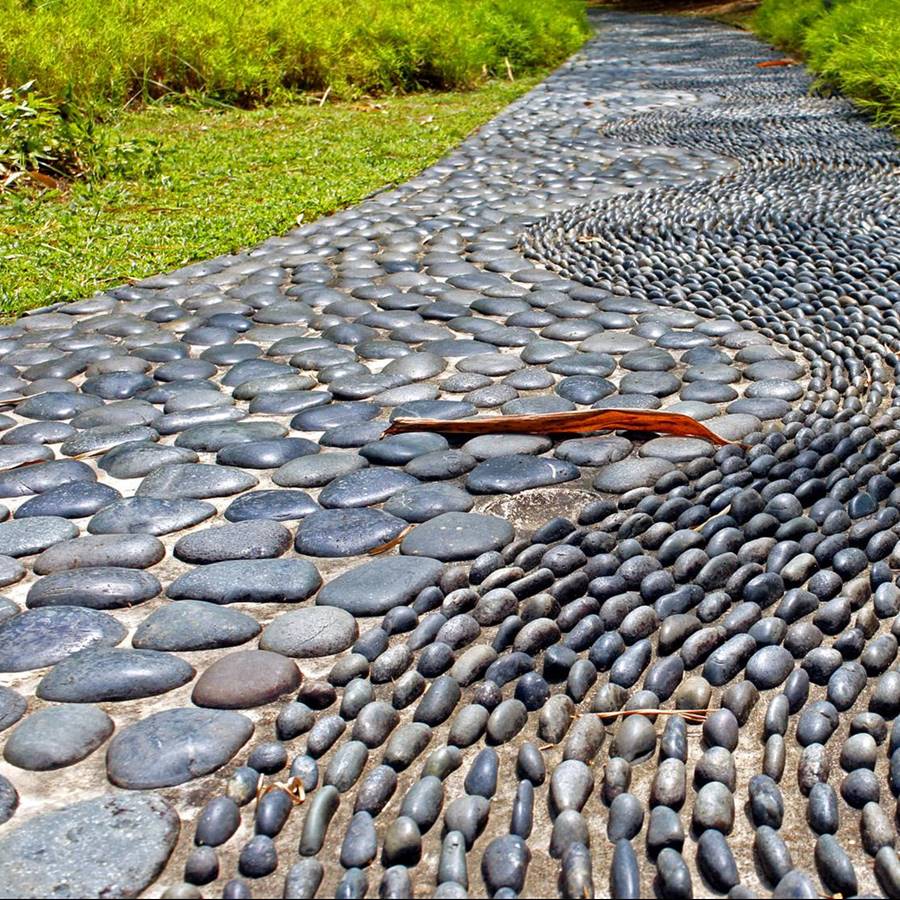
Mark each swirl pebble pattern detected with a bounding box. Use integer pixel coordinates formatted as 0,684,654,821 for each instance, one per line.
0,10,899,899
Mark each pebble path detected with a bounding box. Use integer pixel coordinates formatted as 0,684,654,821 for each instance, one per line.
0,10,899,898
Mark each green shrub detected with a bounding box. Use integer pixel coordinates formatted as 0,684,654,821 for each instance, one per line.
0,82,69,182
0,0,590,110
754,0,900,126
1,81,163,183
754,0,828,50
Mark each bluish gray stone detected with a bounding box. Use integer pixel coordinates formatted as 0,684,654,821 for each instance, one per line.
224,490,319,522
32,533,165,574
0,596,15,624
401,512,514,562
15,482,121,519
0,517,79,558
382,484,475,523
0,793,179,899
318,468,419,509
137,464,258,499
260,607,358,658
0,555,24,587
88,497,216,536
0,460,96,499
593,458,676,493
462,434,552,460
4,705,114,770
132,600,261,651
59,424,159,457
272,452,368,488
467,455,579,493
173,421,286,452
294,508,407,557
173,520,292,563
98,442,199,479
167,559,321,604
0,607,126,672
0,773,17,825
216,437,319,469
36,648,195,702
555,436,633,466
106,707,254,788
0,686,26,732
26,567,161,610
317,556,443,615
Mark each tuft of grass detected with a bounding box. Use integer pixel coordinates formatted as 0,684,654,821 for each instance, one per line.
1,81,164,185
0,0,589,108
754,0,900,127
754,0,825,49
0,78,541,316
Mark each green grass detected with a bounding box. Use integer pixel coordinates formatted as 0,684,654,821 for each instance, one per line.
754,0,900,127
0,78,542,315
0,0,588,107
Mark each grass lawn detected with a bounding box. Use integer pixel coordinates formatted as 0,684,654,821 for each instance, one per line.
0,78,541,316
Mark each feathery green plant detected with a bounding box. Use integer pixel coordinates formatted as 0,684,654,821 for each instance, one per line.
754,0,900,127
0,0,589,109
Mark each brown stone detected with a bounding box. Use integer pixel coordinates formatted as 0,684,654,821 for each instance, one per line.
192,650,301,709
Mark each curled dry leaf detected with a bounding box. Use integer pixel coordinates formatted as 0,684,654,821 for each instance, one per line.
256,777,306,805
27,170,61,190
383,408,734,446
367,524,414,556
756,59,797,68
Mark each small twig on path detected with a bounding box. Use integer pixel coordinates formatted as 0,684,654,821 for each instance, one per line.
595,708,709,724
319,86,332,107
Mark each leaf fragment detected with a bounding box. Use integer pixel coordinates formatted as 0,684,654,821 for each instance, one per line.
383,408,735,446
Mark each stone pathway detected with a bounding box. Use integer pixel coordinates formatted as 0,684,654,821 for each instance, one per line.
0,10,899,898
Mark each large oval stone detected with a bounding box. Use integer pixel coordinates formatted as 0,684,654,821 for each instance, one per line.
33,534,165,575
317,556,443,616
173,520,292,564
0,793,179,898
132,600,261,651
400,512,514,561
0,607,126,672
37,648,194,702
4,705,114,770
88,497,216,536
26,567,161,610
467,455,579,494
593,458,676,493
192,650,300,709
137,463,258,499
166,559,321,604
260,607,358,658
0,517,79,558
106,707,253,789
294,508,407,557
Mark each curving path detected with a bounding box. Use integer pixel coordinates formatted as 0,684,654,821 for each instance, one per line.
0,10,899,899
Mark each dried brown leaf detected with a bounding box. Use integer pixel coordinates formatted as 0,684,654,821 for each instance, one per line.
367,524,413,556
383,408,734,446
